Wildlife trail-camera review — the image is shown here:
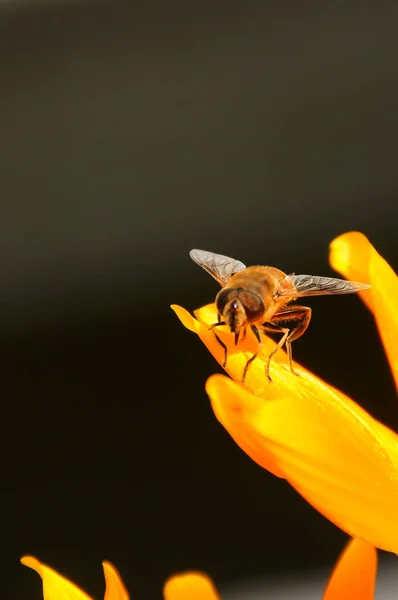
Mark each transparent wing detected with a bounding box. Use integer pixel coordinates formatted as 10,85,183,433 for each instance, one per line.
277,273,370,298
189,249,246,286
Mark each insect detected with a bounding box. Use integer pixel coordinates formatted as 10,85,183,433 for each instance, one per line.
190,249,370,383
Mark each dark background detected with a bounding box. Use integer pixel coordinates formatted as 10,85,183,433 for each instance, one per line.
1,1,397,598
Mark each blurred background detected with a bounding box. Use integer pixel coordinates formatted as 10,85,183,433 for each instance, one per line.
1,0,397,598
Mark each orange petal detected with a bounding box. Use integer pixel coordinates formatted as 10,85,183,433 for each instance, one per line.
163,572,220,600
171,304,199,334
330,231,398,390
206,374,398,553
172,303,311,398
21,556,94,600
323,538,377,600
103,562,130,600
173,303,289,478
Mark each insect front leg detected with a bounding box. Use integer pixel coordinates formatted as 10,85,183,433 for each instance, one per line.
241,325,262,383
209,321,228,367
263,305,312,379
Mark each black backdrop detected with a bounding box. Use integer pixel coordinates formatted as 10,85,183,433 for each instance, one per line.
1,1,397,598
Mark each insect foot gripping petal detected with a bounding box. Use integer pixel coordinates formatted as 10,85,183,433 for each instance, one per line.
208,321,228,367
241,325,263,384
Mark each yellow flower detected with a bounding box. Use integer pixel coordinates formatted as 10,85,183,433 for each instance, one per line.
172,231,398,553
21,537,377,599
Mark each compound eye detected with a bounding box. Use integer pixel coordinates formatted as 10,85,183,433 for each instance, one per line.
238,290,264,321
215,288,234,314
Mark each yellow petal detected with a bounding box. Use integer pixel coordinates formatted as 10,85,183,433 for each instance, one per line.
172,303,287,478
330,231,398,390
323,538,377,600
207,374,398,553
103,562,130,600
163,572,220,600
21,556,94,600
172,303,310,397
171,304,199,334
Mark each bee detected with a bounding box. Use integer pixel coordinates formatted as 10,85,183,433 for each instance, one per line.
190,249,370,383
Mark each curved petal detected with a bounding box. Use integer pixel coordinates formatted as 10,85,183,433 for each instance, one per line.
323,538,377,600
103,562,130,600
172,303,313,396
163,572,220,600
171,304,199,334
172,303,292,478
207,374,398,553
330,231,398,390
21,556,94,600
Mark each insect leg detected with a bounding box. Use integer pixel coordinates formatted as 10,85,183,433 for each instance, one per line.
262,323,290,381
267,305,312,376
242,325,263,383
209,321,228,367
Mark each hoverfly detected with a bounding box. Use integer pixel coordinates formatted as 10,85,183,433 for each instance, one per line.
190,249,370,383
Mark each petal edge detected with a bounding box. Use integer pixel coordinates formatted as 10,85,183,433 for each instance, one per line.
330,231,398,390
323,538,377,600
163,572,220,600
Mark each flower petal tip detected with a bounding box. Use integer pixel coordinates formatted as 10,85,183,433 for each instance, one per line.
329,232,372,290
329,231,370,259
21,555,41,571
171,304,198,333
324,538,377,600
103,561,130,600
163,572,220,600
